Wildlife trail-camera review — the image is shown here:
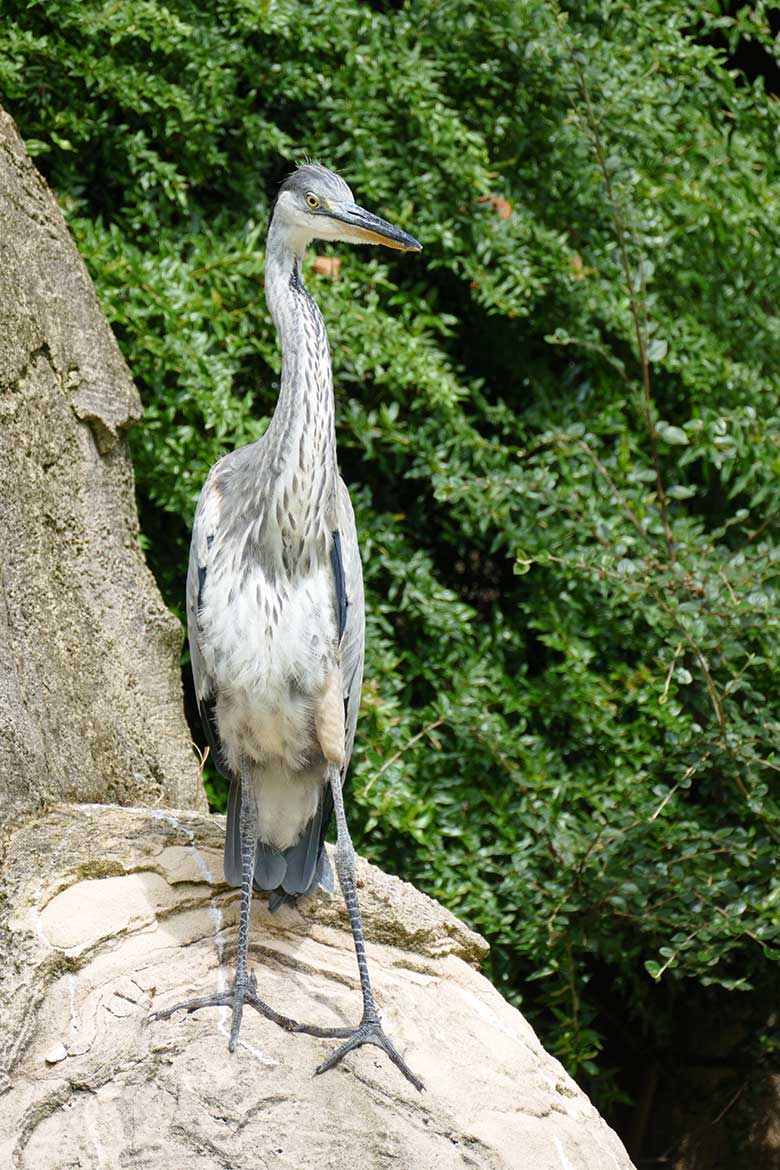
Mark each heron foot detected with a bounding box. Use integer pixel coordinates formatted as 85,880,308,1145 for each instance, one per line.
293,1012,424,1091
150,970,298,1051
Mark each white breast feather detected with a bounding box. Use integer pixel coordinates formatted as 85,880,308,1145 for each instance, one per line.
200,559,336,766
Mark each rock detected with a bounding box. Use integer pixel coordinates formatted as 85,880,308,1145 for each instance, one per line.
1,803,636,1170
0,106,204,823
43,1044,68,1066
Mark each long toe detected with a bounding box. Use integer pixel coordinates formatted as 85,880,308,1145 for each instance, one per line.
150,989,233,1021
150,970,299,1047
313,1019,424,1092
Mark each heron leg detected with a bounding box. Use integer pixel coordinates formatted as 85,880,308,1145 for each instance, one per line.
150,777,298,1048
293,764,424,1092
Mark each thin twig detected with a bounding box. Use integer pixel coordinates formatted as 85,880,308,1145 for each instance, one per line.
660,641,684,704
364,717,445,791
718,568,738,605
654,923,706,978
575,438,652,544
575,61,675,561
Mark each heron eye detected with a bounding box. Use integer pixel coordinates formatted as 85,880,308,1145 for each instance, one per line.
305,193,320,210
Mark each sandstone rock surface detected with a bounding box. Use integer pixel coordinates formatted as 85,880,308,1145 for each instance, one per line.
0,107,204,822
2,803,636,1170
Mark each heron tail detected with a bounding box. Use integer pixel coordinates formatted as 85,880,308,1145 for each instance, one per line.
223,776,334,909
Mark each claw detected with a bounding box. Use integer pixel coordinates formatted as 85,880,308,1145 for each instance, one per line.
295,1014,424,1091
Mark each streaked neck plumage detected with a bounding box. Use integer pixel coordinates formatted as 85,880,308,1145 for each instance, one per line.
261,219,338,573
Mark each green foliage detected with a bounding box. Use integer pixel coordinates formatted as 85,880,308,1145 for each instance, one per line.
5,0,780,1107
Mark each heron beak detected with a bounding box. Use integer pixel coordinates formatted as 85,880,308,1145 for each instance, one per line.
328,202,422,252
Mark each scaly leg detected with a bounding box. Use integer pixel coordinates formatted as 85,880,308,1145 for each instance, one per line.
151,777,298,1049
294,764,424,1091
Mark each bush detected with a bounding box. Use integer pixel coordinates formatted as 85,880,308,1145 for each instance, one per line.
4,0,780,1124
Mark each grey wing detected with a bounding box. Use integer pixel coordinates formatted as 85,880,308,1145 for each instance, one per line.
335,476,365,774
186,467,231,779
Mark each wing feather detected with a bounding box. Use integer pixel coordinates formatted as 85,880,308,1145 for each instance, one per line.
334,477,366,775
292,478,365,896
186,468,232,779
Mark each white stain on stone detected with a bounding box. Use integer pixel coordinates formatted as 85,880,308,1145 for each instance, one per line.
84,1104,106,1170
456,986,523,1043
78,804,276,1067
68,973,80,1034
147,809,214,879
206,898,275,1066
80,803,216,885
554,1135,578,1170
591,1128,624,1169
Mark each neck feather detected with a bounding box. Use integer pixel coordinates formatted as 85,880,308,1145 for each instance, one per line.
261,221,337,571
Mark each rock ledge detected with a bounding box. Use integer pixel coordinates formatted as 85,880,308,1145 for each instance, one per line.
2,803,635,1170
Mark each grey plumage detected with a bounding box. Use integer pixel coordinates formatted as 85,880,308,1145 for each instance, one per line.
152,163,423,1089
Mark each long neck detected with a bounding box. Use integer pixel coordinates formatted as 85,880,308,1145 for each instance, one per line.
261,222,337,570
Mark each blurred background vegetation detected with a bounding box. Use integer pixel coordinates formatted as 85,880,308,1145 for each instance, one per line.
3,0,780,1163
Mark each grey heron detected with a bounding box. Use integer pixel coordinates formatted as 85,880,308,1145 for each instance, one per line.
152,164,423,1090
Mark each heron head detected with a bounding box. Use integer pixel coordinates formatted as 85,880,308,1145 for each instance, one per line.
273,163,422,254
